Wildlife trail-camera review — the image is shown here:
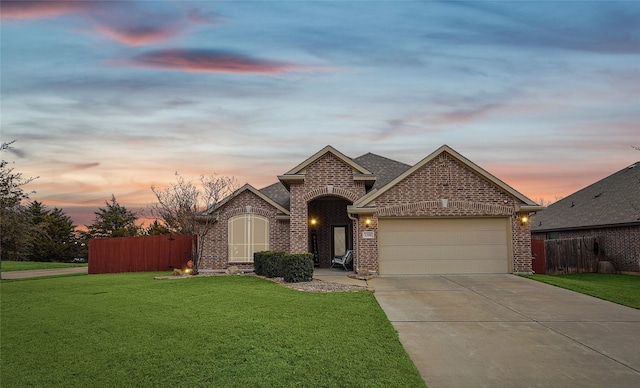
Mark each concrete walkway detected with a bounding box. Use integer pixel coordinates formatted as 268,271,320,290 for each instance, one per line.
313,267,369,286
1,266,88,280
368,274,640,388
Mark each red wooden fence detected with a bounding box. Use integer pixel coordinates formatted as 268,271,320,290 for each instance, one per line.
88,235,194,274
531,239,546,274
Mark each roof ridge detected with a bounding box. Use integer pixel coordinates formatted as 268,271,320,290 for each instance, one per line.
353,152,411,167
259,181,282,191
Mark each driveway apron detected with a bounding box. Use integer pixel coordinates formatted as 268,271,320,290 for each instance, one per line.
369,274,640,388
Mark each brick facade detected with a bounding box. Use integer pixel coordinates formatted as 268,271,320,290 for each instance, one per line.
532,225,640,272
200,190,289,270
201,147,536,273
359,152,532,273
289,153,366,254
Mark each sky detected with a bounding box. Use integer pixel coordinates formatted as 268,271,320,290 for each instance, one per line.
2,0,639,229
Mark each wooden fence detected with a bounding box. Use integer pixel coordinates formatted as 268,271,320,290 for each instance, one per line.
89,234,194,274
541,237,603,275
531,239,546,274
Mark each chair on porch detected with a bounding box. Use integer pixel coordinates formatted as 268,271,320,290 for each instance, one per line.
330,250,353,271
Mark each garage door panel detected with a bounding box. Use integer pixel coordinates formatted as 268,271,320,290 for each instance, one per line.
378,218,510,275
380,231,507,246
380,245,508,261
380,259,508,274
381,219,501,232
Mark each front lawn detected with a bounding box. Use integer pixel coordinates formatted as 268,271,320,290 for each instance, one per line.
522,273,640,309
1,260,87,272
1,273,425,387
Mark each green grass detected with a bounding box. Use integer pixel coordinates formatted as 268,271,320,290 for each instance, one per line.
522,273,640,309
1,273,425,387
1,261,87,272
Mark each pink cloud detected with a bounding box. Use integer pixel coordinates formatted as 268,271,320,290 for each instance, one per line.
94,24,181,46
121,49,330,74
0,0,89,20
1,1,196,47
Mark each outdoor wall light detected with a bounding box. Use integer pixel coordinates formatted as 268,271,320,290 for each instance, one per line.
365,218,372,227
310,218,318,226
519,214,529,226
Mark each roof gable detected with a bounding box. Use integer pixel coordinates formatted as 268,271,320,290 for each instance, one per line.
209,183,290,215
532,161,640,231
355,145,538,207
278,145,376,190
284,145,373,175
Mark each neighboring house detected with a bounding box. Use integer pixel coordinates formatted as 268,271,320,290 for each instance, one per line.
531,162,640,272
201,145,543,275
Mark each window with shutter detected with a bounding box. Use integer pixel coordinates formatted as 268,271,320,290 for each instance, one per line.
228,214,269,262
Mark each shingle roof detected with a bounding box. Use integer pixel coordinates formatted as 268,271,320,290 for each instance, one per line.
352,153,412,190
258,152,410,210
531,162,640,232
259,181,290,210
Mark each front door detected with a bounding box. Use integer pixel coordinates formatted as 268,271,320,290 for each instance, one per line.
332,226,347,258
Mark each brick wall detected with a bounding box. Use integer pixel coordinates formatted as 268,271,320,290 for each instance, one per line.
368,152,533,273
289,153,366,254
532,225,640,272
200,190,289,270
202,149,536,274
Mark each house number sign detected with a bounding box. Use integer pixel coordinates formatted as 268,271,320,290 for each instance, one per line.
362,231,375,239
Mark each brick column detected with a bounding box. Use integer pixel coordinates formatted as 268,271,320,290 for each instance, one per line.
289,183,309,253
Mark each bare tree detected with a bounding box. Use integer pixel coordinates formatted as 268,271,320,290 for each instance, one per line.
1,141,38,261
150,173,238,273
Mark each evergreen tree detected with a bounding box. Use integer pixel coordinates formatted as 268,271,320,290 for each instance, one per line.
145,220,171,235
86,195,139,238
1,204,31,261
26,201,77,262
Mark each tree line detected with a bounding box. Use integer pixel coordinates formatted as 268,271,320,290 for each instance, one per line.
1,141,236,267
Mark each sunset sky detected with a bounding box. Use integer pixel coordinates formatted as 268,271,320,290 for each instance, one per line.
2,0,639,228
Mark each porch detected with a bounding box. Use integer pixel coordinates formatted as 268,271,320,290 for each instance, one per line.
313,267,367,287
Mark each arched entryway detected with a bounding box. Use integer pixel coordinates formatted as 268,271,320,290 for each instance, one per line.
307,196,353,268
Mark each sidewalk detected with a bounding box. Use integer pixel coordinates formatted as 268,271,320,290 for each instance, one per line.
313,267,367,286
1,267,88,280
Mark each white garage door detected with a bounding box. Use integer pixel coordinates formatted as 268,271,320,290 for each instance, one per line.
378,218,510,275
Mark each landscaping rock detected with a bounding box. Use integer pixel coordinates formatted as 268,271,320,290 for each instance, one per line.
264,277,368,293
226,266,240,275
598,261,616,274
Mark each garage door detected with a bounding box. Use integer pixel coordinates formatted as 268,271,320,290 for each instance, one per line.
378,218,510,275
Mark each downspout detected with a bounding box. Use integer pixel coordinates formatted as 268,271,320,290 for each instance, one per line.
347,212,359,273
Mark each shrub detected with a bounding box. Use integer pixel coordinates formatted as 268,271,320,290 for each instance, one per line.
253,251,285,278
282,253,314,283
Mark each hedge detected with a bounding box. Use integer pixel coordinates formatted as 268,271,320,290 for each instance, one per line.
253,251,285,278
282,253,314,283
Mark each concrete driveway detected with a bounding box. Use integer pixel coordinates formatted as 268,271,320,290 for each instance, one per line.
368,274,640,388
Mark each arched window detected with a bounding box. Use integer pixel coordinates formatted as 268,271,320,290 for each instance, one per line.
228,214,269,262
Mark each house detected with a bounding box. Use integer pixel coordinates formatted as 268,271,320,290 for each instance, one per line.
200,145,543,275
531,162,640,272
